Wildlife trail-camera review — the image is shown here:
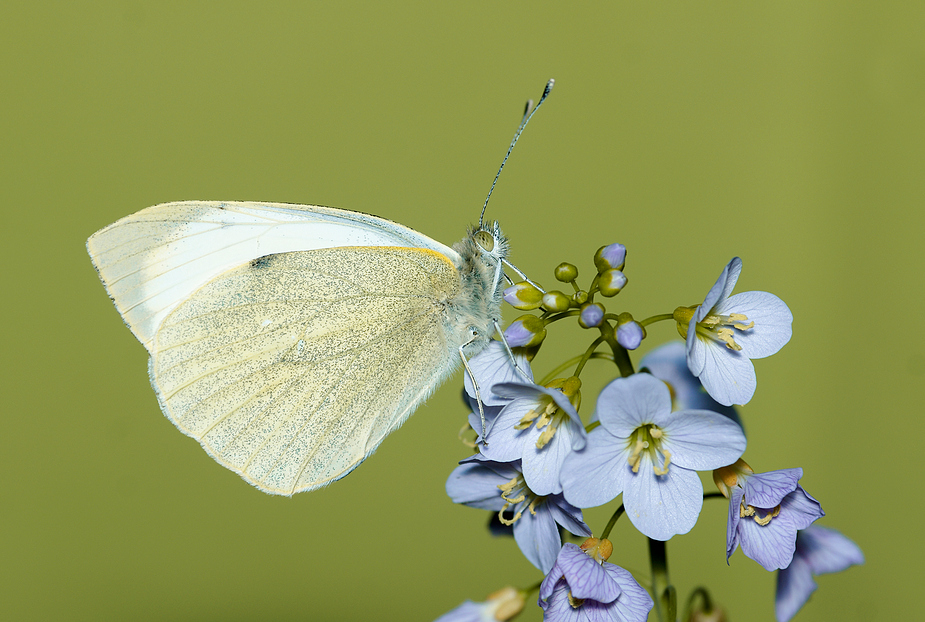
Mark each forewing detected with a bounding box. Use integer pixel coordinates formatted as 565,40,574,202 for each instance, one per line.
87,201,460,350
149,246,462,495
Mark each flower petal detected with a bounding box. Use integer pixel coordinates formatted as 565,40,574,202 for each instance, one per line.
479,398,536,462
774,525,863,622
522,424,577,496
560,427,631,508
798,525,864,575
445,462,508,511
736,487,824,571
623,463,703,540
603,564,655,622
657,409,746,470
775,550,817,622
596,374,672,436
640,341,742,427
743,469,803,508
513,503,561,573
546,500,592,539
696,339,757,406
727,486,746,560
466,403,504,444
494,382,587,450
556,542,621,603
718,291,793,359
697,258,742,321
778,486,825,531
537,577,569,615
464,340,533,406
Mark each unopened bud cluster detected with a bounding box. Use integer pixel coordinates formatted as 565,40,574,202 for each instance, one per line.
502,242,644,351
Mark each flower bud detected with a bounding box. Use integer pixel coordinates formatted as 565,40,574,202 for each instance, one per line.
712,458,754,498
616,316,644,350
579,303,605,328
542,290,571,312
594,243,626,272
504,315,547,347
579,537,614,563
485,586,525,621
572,290,589,305
503,281,544,310
554,262,579,282
598,269,627,297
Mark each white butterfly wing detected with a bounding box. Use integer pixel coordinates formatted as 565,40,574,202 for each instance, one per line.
149,246,467,495
87,201,460,350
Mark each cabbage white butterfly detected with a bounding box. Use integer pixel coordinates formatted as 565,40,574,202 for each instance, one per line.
88,80,553,495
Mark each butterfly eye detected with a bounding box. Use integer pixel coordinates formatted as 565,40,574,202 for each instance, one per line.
474,230,495,252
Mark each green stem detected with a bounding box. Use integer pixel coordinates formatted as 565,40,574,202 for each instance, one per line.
600,323,634,377
572,336,606,377
648,538,672,622
538,351,613,386
638,313,675,328
599,504,625,540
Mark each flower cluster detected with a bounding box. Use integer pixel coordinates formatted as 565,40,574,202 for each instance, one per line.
436,248,860,622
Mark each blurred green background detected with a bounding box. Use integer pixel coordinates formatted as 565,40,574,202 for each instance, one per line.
3,2,921,621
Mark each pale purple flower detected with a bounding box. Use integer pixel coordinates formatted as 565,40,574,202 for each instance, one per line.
539,543,653,622
560,373,746,540
435,586,526,622
717,464,824,571
677,257,792,406
775,525,864,622
462,343,588,495
640,341,741,428
446,457,591,573
480,379,587,495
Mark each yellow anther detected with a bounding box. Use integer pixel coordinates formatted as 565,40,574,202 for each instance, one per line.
650,427,663,439
628,439,647,473
536,425,556,448
653,450,672,476
716,328,743,351
498,476,526,505
515,407,541,430
753,505,781,526
497,504,523,526
568,592,585,608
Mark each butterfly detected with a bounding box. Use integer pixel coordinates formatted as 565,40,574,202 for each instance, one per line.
87,80,553,496
87,201,509,495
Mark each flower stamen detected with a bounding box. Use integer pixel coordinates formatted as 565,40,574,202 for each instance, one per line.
740,499,782,526
627,424,671,476
496,475,544,525
694,311,755,351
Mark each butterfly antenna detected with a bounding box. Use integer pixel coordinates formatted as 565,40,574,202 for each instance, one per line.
479,79,555,228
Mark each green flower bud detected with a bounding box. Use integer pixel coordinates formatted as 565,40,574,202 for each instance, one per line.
598,269,627,297
542,290,572,312
503,281,544,310
504,314,547,347
554,262,579,282
594,243,626,273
